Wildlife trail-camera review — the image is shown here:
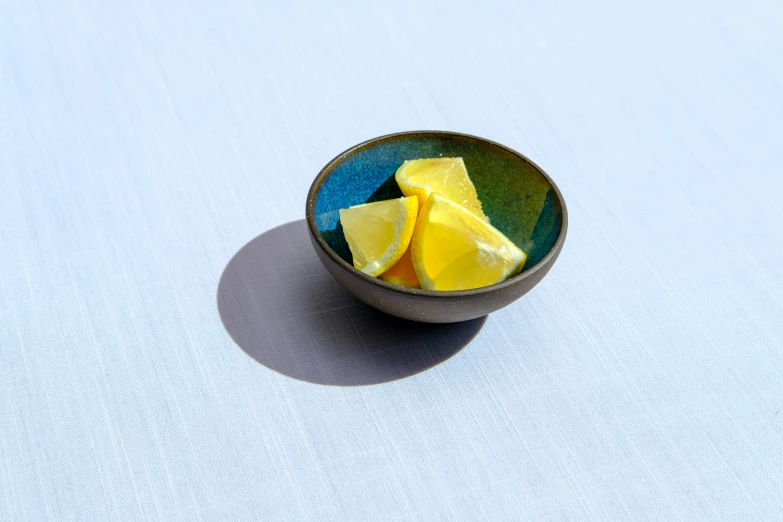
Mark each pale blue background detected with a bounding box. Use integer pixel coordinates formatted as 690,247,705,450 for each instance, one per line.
1,1,782,520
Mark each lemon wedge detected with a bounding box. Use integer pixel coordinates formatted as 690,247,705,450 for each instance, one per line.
339,196,419,277
411,194,526,291
380,243,420,288
395,157,489,222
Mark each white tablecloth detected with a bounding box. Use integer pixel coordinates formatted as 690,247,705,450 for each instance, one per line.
1,1,781,520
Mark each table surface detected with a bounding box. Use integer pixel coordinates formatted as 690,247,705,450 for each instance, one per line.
2,1,781,521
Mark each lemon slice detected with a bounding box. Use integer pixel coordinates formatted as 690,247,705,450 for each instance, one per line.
395,157,489,222
411,194,526,291
380,243,420,288
339,196,419,277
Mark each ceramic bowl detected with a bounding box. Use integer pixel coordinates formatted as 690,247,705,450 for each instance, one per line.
306,131,567,323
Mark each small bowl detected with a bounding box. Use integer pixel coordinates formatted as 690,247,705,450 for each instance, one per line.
306,131,568,323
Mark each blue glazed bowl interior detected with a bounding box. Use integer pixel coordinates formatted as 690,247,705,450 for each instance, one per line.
314,133,563,274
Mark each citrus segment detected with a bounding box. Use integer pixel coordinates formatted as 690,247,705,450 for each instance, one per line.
379,243,420,288
339,196,419,277
411,194,526,291
395,157,489,222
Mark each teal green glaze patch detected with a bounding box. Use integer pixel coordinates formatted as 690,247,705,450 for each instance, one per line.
314,133,563,273
321,221,352,265
525,189,562,268
365,173,404,204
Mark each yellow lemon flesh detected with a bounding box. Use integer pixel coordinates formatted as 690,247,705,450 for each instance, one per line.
380,243,420,288
339,196,419,277
395,157,489,222
411,194,526,291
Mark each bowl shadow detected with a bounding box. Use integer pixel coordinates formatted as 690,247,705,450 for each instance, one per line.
217,220,486,386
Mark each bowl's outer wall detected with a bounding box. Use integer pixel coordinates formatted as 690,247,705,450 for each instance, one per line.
314,133,563,269
310,230,563,323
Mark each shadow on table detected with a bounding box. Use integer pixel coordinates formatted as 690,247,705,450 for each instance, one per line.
217,220,485,386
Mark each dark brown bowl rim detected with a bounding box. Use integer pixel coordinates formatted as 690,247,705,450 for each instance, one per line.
306,130,568,298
